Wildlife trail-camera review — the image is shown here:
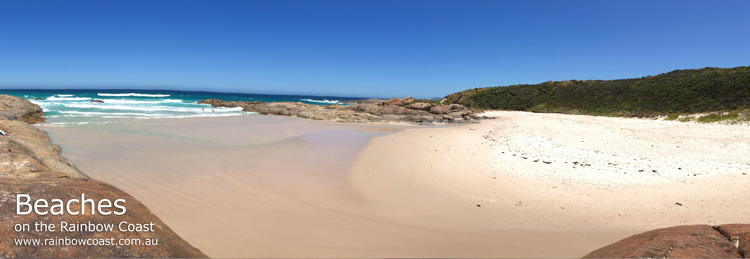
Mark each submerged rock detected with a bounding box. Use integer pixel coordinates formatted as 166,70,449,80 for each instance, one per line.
583,224,750,258
91,99,105,103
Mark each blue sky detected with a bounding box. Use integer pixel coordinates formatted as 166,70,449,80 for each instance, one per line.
1,0,748,98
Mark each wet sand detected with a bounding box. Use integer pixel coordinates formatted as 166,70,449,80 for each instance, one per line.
38,112,750,257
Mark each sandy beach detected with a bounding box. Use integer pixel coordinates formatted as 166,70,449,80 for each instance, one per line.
39,111,750,257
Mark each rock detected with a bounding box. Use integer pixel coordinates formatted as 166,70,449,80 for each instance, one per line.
199,98,482,124
91,99,105,103
583,224,750,258
430,105,452,114
0,95,44,124
196,98,226,107
0,99,207,258
340,98,385,105
407,102,432,111
0,178,208,258
384,97,416,106
34,98,43,100
716,224,750,257
0,120,85,179
383,97,404,106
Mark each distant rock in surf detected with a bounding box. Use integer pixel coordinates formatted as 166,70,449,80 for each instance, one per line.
91,99,105,103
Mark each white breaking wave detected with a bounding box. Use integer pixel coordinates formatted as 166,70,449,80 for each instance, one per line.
98,93,171,97
61,103,244,113
46,96,92,101
59,111,172,117
301,98,341,104
57,94,74,97
98,99,183,104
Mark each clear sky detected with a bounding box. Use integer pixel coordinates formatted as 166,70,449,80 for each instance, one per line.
1,0,748,98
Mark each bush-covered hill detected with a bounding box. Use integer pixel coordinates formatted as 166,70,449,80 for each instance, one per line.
445,66,750,117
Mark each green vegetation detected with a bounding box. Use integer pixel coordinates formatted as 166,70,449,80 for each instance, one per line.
445,66,750,119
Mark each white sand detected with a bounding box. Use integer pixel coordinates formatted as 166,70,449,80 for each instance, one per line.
39,111,750,257
351,111,750,254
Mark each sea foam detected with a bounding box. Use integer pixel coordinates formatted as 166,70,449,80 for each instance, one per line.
301,98,341,104
98,93,171,97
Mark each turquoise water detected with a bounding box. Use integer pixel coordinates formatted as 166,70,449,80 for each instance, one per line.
1,89,361,126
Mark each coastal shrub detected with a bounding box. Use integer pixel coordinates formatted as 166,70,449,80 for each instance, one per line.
446,66,750,118
666,113,681,120
697,114,722,123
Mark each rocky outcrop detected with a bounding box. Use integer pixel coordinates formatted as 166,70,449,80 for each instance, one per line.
0,99,207,257
0,95,44,124
383,97,416,106
198,97,484,124
0,120,85,179
0,178,208,258
91,99,105,103
583,224,750,258
340,98,385,105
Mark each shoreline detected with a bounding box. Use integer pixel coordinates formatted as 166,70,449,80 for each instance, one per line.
38,111,750,257
0,95,207,258
39,115,419,257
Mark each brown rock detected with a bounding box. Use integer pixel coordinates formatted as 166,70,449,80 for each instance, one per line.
583,224,749,258
429,105,452,114
716,224,750,257
384,97,416,106
0,120,85,179
196,98,226,107
0,95,44,124
91,99,105,103
407,102,432,111
383,97,404,106
198,98,482,124
0,178,208,258
340,98,385,105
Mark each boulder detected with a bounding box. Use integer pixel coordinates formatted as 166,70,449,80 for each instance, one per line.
0,120,85,179
430,105,452,114
383,97,404,106
583,224,750,258
91,99,105,103
196,98,226,107
0,95,44,124
0,178,208,258
407,102,432,111
384,97,416,106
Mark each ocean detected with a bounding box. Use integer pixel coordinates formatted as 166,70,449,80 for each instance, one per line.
1,89,362,126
